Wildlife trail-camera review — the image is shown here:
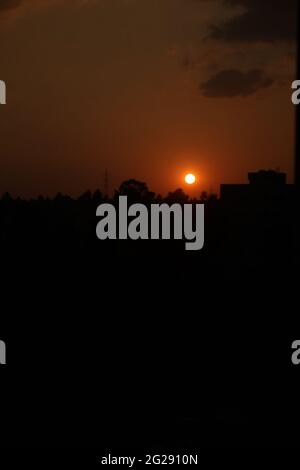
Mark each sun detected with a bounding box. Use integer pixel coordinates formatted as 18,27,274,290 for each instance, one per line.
185,173,196,185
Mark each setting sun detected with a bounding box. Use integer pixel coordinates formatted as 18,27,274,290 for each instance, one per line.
185,173,196,185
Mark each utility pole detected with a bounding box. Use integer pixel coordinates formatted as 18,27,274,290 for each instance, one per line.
104,168,109,198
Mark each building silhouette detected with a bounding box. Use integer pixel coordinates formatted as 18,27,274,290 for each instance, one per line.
220,170,295,209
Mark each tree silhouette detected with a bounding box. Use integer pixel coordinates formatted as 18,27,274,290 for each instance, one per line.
115,179,155,203
166,188,189,205
1,192,12,202
92,189,104,203
78,190,92,202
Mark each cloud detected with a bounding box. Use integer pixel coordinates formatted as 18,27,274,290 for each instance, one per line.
209,0,297,43
0,0,92,15
0,0,22,11
200,68,274,97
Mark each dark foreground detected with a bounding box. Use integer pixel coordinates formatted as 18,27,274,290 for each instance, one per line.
0,193,299,450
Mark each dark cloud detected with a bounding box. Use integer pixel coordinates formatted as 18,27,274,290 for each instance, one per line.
0,0,22,11
200,68,273,97
210,0,297,43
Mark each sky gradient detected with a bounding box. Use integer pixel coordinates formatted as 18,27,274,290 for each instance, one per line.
0,0,297,197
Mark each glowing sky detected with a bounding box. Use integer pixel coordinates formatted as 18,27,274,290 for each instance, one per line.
0,0,297,196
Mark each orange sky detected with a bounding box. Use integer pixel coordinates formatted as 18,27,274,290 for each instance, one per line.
0,0,297,197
